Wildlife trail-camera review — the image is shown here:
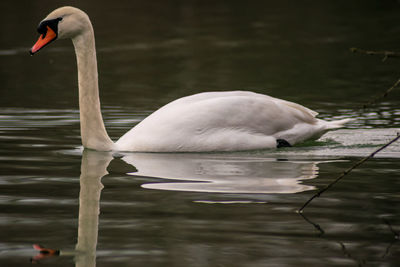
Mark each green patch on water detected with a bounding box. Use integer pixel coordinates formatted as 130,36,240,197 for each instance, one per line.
296,139,340,148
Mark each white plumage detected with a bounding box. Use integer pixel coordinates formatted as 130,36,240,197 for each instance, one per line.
31,7,351,152
116,91,349,151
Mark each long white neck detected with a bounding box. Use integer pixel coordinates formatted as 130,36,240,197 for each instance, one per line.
72,22,114,151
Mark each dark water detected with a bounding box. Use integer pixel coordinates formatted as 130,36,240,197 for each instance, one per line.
1,0,400,266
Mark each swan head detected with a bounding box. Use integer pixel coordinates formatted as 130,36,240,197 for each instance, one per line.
30,6,91,55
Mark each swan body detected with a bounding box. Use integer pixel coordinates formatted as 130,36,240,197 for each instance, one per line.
115,91,348,151
30,6,351,152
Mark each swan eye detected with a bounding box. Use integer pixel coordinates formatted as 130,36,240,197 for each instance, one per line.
37,17,62,38
30,17,62,55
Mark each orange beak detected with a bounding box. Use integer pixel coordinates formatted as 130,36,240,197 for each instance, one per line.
30,26,57,55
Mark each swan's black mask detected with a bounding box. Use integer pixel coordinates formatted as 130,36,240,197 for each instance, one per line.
30,17,62,55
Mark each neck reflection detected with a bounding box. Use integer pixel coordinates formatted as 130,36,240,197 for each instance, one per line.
75,150,112,267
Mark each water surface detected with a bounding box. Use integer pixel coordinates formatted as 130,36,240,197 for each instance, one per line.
1,1,400,266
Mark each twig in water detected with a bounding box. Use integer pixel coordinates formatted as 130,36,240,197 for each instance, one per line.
298,212,367,265
383,218,400,239
350,47,400,62
350,48,400,108
382,218,399,259
298,133,400,213
299,212,325,236
362,78,400,109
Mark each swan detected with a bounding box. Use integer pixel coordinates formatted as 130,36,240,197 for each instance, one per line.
30,6,351,152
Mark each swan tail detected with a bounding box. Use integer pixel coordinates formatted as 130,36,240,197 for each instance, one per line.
324,118,354,130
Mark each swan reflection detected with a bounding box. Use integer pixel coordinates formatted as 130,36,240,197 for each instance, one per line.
122,153,319,194
33,151,322,265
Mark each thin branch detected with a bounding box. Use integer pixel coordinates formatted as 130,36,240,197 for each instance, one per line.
299,212,325,236
350,47,400,62
350,48,400,108
381,219,399,259
298,213,366,265
383,218,400,239
363,78,400,109
298,133,400,213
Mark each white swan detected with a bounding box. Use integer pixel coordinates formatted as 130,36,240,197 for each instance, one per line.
30,6,351,152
